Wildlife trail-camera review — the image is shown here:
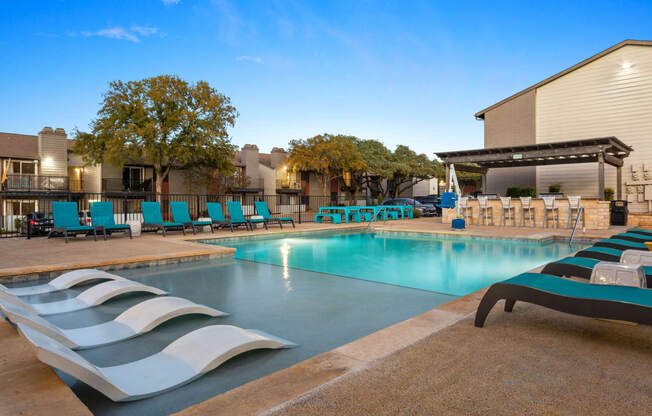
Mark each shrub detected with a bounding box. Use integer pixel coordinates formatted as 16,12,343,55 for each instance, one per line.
413,209,422,218
14,218,23,232
548,184,561,193
604,187,615,201
505,186,536,198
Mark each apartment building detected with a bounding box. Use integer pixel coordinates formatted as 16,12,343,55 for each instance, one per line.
475,39,652,212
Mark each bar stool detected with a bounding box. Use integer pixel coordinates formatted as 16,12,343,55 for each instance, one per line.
459,197,473,224
567,196,585,229
519,196,535,227
477,196,494,225
499,197,516,226
542,196,559,228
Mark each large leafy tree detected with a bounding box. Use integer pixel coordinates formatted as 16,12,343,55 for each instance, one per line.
287,134,367,197
73,75,238,194
355,140,443,198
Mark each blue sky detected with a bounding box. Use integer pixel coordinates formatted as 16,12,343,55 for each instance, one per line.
1,1,651,155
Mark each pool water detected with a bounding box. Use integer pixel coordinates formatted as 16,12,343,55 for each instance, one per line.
221,231,587,296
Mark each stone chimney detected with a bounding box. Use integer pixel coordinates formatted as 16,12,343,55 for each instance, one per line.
240,144,260,181
270,147,287,169
38,127,68,176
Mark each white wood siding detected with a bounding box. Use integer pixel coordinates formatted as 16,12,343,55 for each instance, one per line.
38,134,68,176
536,45,652,212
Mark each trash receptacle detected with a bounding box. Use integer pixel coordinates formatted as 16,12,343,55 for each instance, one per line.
610,200,628,226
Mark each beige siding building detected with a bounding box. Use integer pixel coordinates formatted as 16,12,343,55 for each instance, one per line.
475,39,652,212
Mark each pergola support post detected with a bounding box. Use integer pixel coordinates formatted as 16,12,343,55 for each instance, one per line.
481,172,487,194
445,164,450,191
616,165,622,200
598,153,605,201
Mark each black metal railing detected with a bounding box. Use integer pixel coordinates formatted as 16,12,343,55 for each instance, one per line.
276,179,301,191
220,176,264,191
102,178,153,193
0,190,391,238
3,175,69,191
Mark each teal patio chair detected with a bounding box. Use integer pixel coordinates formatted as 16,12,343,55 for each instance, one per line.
255,201,295,229
170,201,213,234
48,201,96,243
90,201,132,240
206,202,231,231
227,201,267,231
141,202,185,236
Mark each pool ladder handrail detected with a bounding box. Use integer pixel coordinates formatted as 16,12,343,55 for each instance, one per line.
569,206,583,247
366,206,387,230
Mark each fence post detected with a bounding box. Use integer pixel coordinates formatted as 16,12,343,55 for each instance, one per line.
298,193,302,224
123,195,128,223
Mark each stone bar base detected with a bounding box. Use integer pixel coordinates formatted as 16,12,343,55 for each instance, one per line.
442,198,611,230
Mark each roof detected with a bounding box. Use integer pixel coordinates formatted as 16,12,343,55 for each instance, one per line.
435,137,633,169
474,39,652,119
0,132,39,159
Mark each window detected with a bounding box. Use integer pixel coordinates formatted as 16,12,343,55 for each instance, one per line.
9,160,37,175
122,166,144,190
5,200,36,216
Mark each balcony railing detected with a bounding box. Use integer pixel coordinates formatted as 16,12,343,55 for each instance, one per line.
102,178,153,193
276,179,301,191
3,175,69,191
220,176,264,191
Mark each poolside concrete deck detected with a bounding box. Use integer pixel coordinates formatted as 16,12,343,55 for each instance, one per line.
0,218,648,415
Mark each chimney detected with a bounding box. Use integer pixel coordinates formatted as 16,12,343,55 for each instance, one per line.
270,147,287,169
240,144,260,181
38,127,68,176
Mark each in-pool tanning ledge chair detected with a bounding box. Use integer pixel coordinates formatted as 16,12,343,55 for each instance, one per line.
18,324,296,401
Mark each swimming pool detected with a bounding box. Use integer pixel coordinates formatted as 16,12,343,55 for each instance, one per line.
217,231,587,296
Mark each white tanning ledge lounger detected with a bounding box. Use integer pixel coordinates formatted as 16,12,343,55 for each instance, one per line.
2,297,227,349
0,269,125,296
18,323,296,402
0,280,166,316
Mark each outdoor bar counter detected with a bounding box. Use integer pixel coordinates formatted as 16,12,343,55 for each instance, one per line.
441,198,611,230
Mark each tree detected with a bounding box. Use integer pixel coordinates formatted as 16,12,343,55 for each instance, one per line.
287,134,367,197
355,140,443,198
73,75,238,194
387,145,443,197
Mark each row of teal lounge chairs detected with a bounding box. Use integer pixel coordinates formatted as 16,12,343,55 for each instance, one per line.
48,200,294,242
476,228,652,328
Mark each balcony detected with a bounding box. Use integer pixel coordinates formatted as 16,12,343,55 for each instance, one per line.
102,178,153,193
276,179,301,192
220,176,264,192
2,175,69,192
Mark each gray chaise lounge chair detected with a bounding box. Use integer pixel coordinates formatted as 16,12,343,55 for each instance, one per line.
0,268,124,296
3,297,227,349
18,323,296,401
0,280,166,315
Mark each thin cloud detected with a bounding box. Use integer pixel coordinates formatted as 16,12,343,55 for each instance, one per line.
162,0,180,4
79,26,160,43
236,55,262,63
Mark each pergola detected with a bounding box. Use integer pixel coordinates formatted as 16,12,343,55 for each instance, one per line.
435,137,633,200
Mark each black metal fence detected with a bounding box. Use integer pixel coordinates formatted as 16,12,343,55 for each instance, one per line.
0,191,384,238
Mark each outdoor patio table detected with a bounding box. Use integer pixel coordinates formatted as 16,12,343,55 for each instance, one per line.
318,206,362,224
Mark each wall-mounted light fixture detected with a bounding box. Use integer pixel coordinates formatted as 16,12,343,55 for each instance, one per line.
43,157,53,167
621,62,632,70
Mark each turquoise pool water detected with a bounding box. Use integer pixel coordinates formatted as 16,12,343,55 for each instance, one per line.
220,231,587,296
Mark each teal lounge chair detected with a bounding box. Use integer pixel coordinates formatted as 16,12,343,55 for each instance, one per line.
48,202,96,243
475,272,652,328
206,202,230,231
90,202,132,240
593,238,648,251
141,202,185,236
541,256,652,287
227,201,267,231
255,201,295,229
170,201,213,234
575,246,623,262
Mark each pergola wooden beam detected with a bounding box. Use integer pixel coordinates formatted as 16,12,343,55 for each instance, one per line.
436,137,632,201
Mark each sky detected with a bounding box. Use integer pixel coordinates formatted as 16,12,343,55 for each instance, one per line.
1,1,652,156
